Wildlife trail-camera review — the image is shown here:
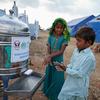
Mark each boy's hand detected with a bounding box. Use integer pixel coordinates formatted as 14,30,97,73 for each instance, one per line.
55,66,64,71
53,62,66,71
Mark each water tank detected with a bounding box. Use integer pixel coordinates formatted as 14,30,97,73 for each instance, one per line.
0,14,30,76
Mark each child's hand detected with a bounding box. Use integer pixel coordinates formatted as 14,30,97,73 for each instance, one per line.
53,62,66,71
42,55,51,66
55,66,64,71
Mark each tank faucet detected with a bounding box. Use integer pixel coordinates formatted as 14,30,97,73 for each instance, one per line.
9,9,14,16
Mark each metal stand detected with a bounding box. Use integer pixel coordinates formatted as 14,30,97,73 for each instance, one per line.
2,76,9,100
4,72,45,100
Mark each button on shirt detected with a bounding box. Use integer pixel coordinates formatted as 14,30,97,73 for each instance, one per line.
58,48,96,99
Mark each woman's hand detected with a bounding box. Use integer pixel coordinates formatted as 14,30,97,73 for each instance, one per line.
42,55,51,66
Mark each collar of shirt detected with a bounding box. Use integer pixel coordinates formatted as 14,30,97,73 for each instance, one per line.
76,47,91,53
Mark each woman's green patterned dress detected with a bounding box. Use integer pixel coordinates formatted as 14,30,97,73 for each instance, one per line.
43,34,68,100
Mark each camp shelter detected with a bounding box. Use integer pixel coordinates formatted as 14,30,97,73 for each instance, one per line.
68,15,95,36
87,15,100,42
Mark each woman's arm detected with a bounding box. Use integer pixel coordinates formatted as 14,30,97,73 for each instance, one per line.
43,44,67,66
42,44,51,65
50,44,67,58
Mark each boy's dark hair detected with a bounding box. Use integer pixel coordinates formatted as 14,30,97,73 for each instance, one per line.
75,27,95,45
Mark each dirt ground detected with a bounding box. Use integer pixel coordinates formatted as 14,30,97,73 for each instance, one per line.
0,30,100,100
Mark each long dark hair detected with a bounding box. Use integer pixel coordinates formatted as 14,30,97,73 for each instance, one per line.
49,18,70,41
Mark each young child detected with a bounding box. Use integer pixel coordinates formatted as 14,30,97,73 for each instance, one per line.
57,27,96,100
42,18,70,100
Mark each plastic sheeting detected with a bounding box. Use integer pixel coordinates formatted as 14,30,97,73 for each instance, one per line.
68,15,95,37
87,15,100,43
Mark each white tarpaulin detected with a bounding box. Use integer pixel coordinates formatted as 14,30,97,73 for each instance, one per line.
11,36,30,63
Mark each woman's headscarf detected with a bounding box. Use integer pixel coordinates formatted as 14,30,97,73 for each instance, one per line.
49,18,70,41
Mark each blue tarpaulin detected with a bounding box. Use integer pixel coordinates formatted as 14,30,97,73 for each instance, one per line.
87,15,100,43
68,15,95,37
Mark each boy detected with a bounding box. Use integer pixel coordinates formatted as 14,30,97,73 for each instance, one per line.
57,27,96,100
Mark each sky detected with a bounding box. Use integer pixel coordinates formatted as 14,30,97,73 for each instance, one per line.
0,0,100,29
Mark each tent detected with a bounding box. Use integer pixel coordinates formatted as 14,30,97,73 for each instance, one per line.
87,15,100,43
68,15,95,36
0,9,6,16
